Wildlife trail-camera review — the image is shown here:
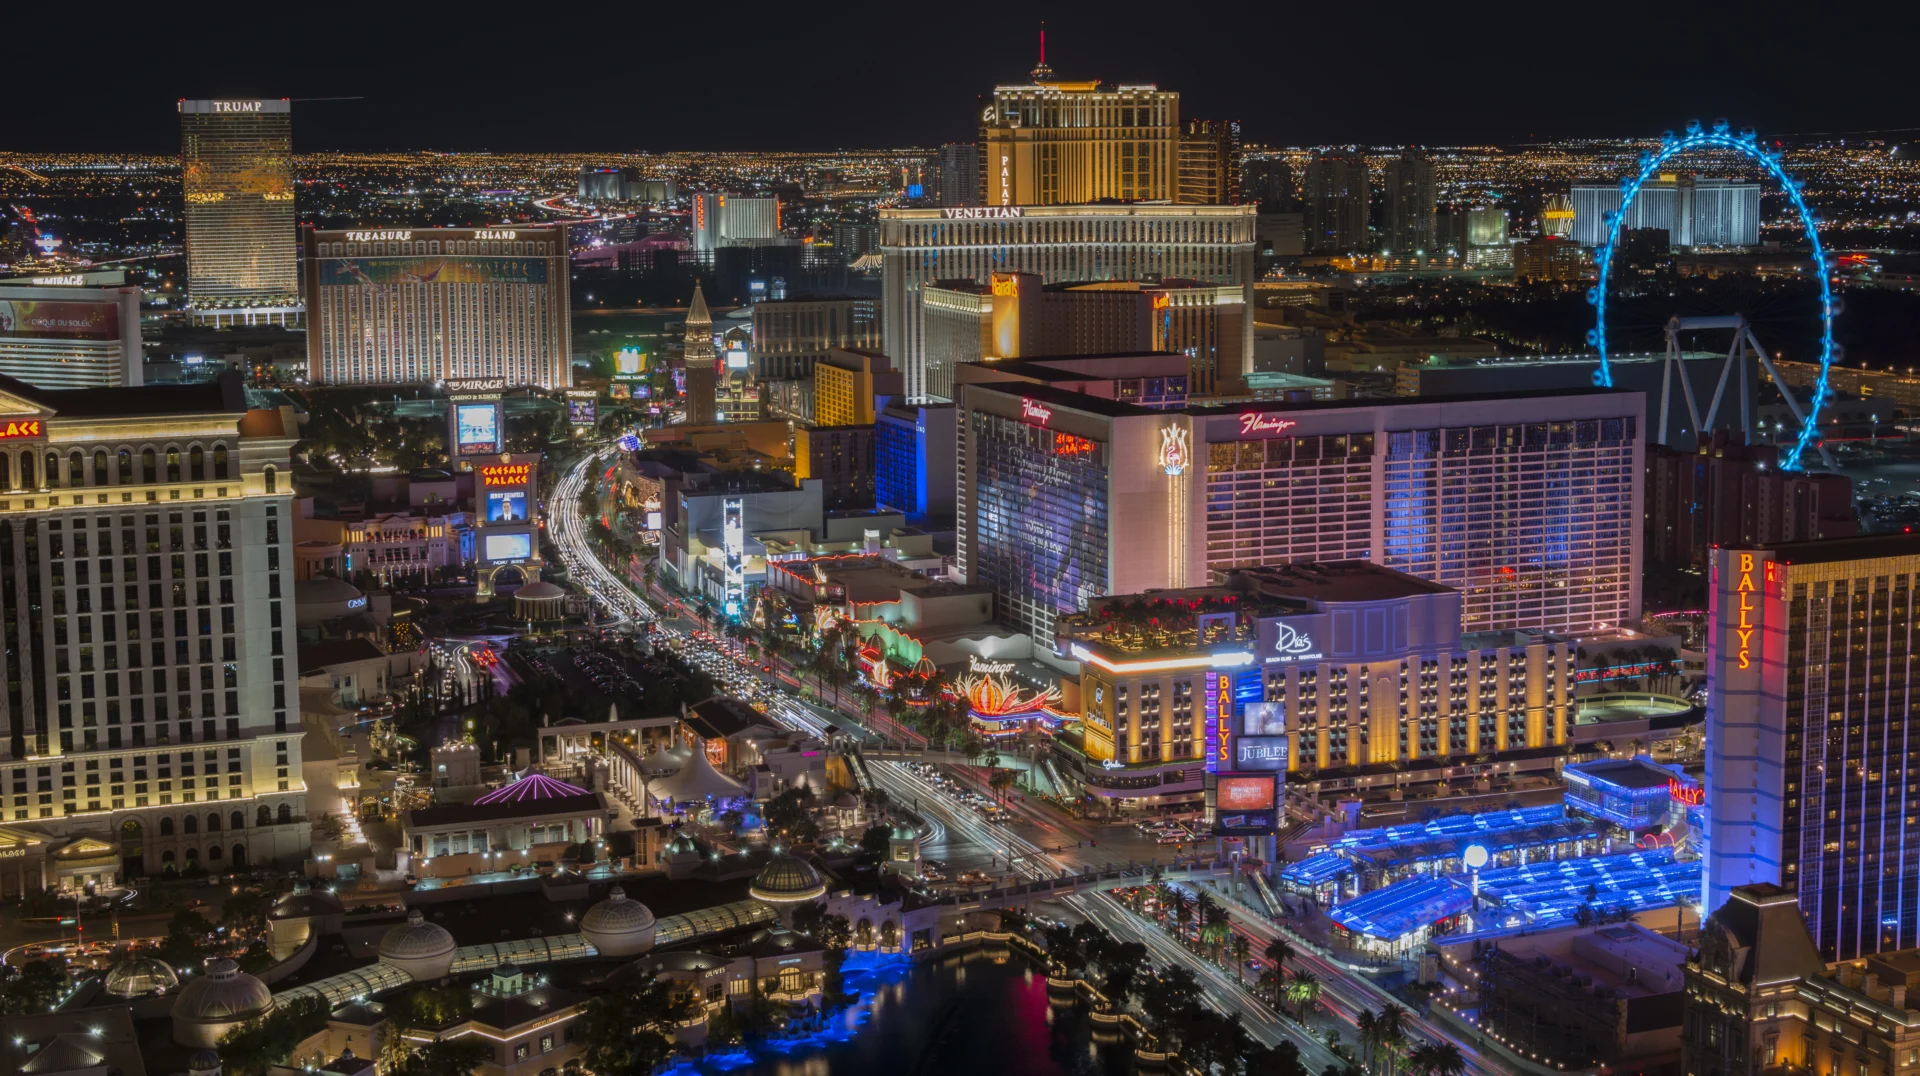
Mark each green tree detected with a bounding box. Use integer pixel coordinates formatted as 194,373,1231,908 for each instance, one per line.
858,822,893,860
763,787,820,843
0,959,66,1015
1285,969,1323,1024
222,891,273,936
390,1037,492,1076
218,996,329,1076
577,974,694,1076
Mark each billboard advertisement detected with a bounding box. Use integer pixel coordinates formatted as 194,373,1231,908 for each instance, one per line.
455,403,499,455
0,299,119,340
1236,701,1288,770
316,256,548,287
725,349,748,371
566,394,597,427
1213,772,1279,835
486,491,528,522
613,348,647,379
484,532,531,561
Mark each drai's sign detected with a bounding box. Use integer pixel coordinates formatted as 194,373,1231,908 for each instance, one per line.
213,101,262,113
473,230,518,240
1263,621,1324,664
942,206,1024,220
345,231,414,242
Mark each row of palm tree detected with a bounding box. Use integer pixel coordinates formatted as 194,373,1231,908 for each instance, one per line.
1354,1006,1464,1076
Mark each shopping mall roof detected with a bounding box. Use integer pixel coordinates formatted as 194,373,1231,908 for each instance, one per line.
1565,757,1680,791
1327,877,1473,941
1321,804,1571,853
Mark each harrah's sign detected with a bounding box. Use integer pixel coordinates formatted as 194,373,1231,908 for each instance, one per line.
942,207,1024,220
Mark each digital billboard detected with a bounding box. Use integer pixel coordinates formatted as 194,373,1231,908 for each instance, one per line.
1236,701,1288,771
317,256,548,287
725,349,748,370
1218,775,1276,811
566,394,597,427
484,532,532,561
613,348,646,378
0,299,119,340
486,491,528,522
1213,772,1279,836
456,403,499,455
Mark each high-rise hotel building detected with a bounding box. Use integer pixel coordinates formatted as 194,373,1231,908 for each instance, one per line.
179,100,301,326
304,227,572,390
0,371,307,891
1705,534,1920,959
956,382,1643,641
978,78,1180,207
880,204,1257,400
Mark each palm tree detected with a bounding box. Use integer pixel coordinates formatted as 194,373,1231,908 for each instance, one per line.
1264,936,1295,970
1284,969,1322,1024
1229,933,1251,983
1256,966,1282,1008
1356,1010,1378,1072
1170,890,1194,944
1405,1042,1465,1076
988,767,1018,804
1372,1006,1409,1076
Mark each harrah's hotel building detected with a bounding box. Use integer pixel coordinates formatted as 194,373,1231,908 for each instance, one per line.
956,382,1645,641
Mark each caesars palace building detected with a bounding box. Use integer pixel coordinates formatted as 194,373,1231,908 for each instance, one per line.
0,372,307,893
957,381,1646,643
880,204,1257,402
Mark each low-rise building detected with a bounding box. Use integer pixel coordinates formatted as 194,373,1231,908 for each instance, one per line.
1054,562,1576,804
401,772,609,879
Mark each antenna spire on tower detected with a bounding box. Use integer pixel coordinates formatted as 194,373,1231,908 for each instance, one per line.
1030,20,1054,82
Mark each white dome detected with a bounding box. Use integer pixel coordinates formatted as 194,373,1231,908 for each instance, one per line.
516,581,564,600
579,887,657,957
378,909,456,980
171,959,272,1047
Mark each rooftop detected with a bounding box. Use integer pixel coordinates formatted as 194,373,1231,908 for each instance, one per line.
0,369,250,419
1565,757,1680,791
1768,531,1920,567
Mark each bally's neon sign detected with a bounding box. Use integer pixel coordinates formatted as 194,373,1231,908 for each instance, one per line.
1733,552,1771,671
480,464,533,486
1669,778,1704,806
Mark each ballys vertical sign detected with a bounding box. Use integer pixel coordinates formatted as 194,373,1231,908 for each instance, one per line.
1732,552,1776,671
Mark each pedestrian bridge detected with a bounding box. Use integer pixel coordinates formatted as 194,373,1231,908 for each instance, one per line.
856,742,1042,771
920,858,1234,912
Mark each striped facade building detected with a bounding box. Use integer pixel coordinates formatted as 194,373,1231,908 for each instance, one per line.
304,227,571,389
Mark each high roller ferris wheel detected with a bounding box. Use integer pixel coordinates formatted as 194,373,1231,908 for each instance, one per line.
1586,119,1840,472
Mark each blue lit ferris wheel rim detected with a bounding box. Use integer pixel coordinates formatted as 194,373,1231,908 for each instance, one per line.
1586,125,1836,472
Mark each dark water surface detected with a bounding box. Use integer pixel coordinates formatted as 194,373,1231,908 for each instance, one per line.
671,948,1137,1076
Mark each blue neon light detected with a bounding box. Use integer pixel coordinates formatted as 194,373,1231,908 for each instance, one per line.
1587,120,1835,471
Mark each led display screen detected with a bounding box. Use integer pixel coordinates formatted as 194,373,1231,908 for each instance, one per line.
456,403,499,454
1217,775,1277,811
484,532,531,561
486,491,528,522
567,396,597,426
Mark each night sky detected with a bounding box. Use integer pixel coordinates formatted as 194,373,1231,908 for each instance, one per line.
18,2,1920,153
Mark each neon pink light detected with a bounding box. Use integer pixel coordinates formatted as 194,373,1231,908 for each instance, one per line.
473,773,588,805
1239,413,1298,437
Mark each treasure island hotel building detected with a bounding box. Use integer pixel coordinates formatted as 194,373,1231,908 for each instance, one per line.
304,226,572,390
0,372,307,893
883,65,1255,401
